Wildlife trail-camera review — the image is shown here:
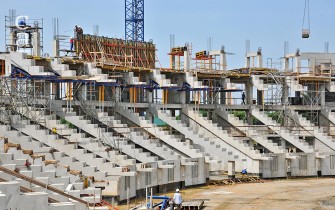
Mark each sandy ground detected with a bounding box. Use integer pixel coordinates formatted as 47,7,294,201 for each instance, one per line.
117,178,335,210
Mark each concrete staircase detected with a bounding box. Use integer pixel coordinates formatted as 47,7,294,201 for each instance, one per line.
63,111,159,163
151,69,178,87
0,124,105,181
250,107,314,153
215,108,286,154
18,106,137,167
116,106,204,158
185,72,207,89
10,52,53,76
0,127,109,208
84,63,116,83
251,75,268,90
96,110,182,160
293,111,335,152
51,58,76,77
183,108,269,161
153,108,238,170
285,76,303,92
1,112,136,178
124,72,146,85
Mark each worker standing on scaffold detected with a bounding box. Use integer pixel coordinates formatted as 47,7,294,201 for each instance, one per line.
70,38,74,51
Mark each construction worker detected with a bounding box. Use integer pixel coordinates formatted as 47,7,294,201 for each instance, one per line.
18,18,26,27
70,38,74,51
52,127,57,134
173,188,182,210
242,168,247,178
241,92,246,105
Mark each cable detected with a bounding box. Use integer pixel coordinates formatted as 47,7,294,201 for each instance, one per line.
302,0,310,31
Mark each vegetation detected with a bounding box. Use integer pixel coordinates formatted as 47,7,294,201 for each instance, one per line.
199,109,208,117
60,118,74,129
267,111,284,124
232,111,246,121
232,111,261,125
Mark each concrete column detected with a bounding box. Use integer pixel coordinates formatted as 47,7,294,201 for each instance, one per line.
247,110,253,125
9,32,17,51
295,56,301,73
257,48,263,68
246,81,253,105
171,109,176,117
170,55,175,69
246,57,250,68
257,90,263,105
116,87,122,103
44,81,51,99
284,58,290,71
220,53,227,71
32,31,41,57
54,83,60,100
321,86,326,107
53,39,59,57
228,161,235,179
184,48,190,71
295,91,301,99
282,78,289,105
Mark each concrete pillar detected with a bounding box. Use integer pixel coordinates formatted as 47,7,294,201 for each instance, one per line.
321,85,326,107
171,109,176,117
257,90,263,105
284,58,290,71
9,32,17,51
32,31,41,57
295,56,301,73
228,161,235,179
246,81,253,105
257,48,263,68
220,53,227,71
116,87,122,103
281,79,289,105
180,91,186,104
246,57,250,68
295,91,301,99
56,83,61,100
53,39,59,57
44,81,51,99
247,110,253,125
217,79,225,104
170,55,175,69
184,48,190,71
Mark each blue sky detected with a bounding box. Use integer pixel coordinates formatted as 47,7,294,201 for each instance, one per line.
1,0,335,69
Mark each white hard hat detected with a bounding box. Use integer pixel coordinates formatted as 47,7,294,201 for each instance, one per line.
176,188,179,192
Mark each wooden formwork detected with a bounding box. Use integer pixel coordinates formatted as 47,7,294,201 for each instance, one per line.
75,34,155,69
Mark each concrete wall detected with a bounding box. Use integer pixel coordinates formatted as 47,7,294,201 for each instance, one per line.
262,154,287,178
291,153,317,177
321,153,335,176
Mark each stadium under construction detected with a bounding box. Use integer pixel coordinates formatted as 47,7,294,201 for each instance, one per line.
1,6,335,210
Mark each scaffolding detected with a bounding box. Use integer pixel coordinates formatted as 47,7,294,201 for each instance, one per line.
5,10,44,57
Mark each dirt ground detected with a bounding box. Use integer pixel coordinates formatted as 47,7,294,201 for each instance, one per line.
117,178,335,210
